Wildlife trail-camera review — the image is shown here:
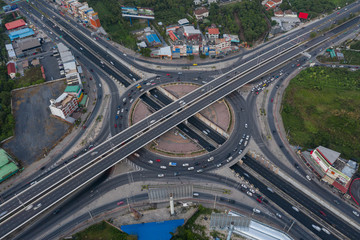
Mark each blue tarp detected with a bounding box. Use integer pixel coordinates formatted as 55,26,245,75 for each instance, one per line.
8,28,35,41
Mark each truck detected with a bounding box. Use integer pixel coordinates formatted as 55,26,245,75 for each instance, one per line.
169,162,177,167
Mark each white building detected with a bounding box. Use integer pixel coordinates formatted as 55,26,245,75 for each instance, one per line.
49,93,78,120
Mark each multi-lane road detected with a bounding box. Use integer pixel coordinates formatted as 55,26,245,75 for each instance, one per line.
1,0,360,239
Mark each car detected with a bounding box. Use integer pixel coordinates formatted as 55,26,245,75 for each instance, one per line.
333,199,340,205
239,139,244,145
253,208,260,214
271,98,273,103
33,203,42,210
114,124,117,128
276,213,282,218
193,63,198,66
197,169,203,173
117,201,124,205
166,73,170,76
182,163,189,167
242,134,246,139
188,167,194,171
226,157,233,163
208,156,214,162
322,228,331,235
25,204,34,211
246,191,252,196
238,150,243,154
353,211,360,217
245,123,248,128
337,12,340,14
148,160,153,164
312,224,321,232
306,175,311,181
263,198,269,204
53,208,61,214
158,174,164,178
294,163,299,169
80,47,83,50
292,206,299,212
241,184,247,189
216,163,222,168
256,197,262,203
156,159,161,162
160,166,166,169
319,210,326,216
246,135,250,141
174,172,180,176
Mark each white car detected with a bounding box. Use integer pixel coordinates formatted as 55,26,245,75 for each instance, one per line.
322,228,330,235
249,188,255,194
160,166,166,169
33,203,42,210
245,123,248,128
312,225,321,232
79,47,83,50
208,156,214,162
253,208,260,214
292,206,299,212
276,213,282,218
158,174,164,178
197,169,203,173
148,160,153,164
216,163,222,168
188,167,194,171
241,184,247,189
246,135,250,141
353,211,359,217
306,175,311,181
25,204,34,211
246,191,252,196
182,163,189,167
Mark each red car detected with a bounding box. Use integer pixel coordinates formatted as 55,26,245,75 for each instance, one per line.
256,198,262,203
271,98,274,103
297,63,300,67
117,201,124,205
319,210,326,216
114,124,117,128
156,159,161,162
166,73,170,76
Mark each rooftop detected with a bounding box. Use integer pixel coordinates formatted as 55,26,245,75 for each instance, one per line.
208,28,219,35
15,37,41,51
194,7,209,15
317,146,341,165
178,18,189,25
5,19,26,30
8,28,35,41
183,26,201,35
65,85,81,93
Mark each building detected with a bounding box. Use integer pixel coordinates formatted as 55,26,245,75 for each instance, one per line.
207,0,217,4
89,12,101,28
265,1,276,9
301,146,358,194
272,0,283,6
0,148,19,183
215,38,231,53
146,33,162,47
207,28,220,40
5,19,26,31
7,62,16,79
274,10,284,17
178,18,189,26
12,37,42,57
5,44,16,59
64,85,83,101
284,10,297,18
8,28,35,41
194,0,202,5
49,93,79,120
194,7,209,20
223,34,240,43
183,26,202,41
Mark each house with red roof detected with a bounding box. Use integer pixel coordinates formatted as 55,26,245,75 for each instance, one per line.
194,7,209,20
7,62,16,79
207,28,220,40
5,19,26,31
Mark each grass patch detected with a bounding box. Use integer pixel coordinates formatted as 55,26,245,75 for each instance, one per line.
72,221,136,240
14,66,44,89
171,205,213,240
281,67,360,160
341,50,360,65
350,40,360,50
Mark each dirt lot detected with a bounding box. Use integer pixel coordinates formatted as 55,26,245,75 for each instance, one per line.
2,80,70,166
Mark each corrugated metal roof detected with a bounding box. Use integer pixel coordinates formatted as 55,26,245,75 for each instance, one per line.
0,162,19,180
5,19,26,30
0,149,11,167
65,85,80,93
8,28,35,41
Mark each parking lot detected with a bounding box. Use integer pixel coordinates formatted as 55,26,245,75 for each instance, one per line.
40,53,62,81
2,80,70,166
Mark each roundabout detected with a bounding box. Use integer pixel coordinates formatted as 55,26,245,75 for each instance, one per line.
114,77,251,175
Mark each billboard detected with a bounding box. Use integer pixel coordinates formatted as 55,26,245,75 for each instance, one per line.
121,6,155,20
